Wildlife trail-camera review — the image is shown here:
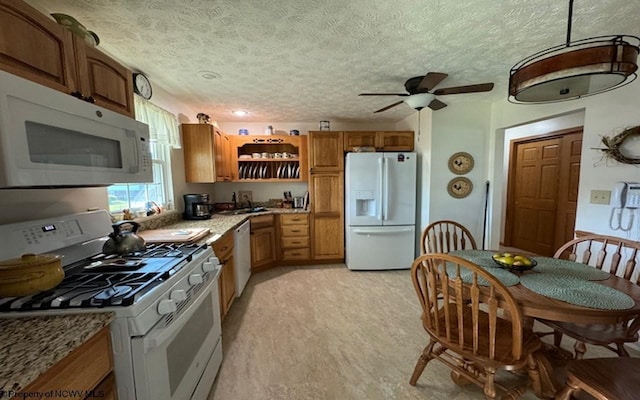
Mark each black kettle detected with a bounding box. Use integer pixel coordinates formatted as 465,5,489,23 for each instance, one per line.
102,220,146,255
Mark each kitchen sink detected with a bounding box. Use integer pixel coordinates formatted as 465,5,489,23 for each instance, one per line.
218,207,267,215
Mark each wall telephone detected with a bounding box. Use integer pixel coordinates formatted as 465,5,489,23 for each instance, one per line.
610,182,640,231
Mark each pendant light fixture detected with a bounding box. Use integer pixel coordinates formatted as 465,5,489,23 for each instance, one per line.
508,0,639,103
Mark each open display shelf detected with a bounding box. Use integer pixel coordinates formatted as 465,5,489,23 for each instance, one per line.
232,135,308,182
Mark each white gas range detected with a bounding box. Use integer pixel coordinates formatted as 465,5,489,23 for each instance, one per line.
0,211,223,400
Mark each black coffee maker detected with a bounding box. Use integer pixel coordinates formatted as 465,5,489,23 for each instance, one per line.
183,193,213,220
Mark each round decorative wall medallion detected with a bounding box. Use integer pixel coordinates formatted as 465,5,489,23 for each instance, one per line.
448,152,475,175
447,177,473,199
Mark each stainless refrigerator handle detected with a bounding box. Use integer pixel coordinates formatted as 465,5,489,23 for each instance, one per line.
378,157,384,220
383,157,390,221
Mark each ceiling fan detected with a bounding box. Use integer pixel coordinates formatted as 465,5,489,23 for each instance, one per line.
359,72,494,113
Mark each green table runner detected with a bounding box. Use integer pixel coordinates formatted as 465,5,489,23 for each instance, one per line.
528,256,611,281
447,250,633,310
518,274,634,310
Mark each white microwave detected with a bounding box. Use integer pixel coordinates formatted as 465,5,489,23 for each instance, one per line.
0,70,152,188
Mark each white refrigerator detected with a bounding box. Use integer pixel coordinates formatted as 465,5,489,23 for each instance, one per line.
345,152,417,270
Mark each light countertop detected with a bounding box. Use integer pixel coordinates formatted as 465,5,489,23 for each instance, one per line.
159,208,309,245
0,312,115,393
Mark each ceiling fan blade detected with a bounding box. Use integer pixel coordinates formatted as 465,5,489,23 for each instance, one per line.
374,101,404,113
359,93,410,96
417,72,449,92
427,99,447,110
433,83,494,95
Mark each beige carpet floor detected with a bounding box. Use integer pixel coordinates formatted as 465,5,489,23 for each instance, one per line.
208,264,637,400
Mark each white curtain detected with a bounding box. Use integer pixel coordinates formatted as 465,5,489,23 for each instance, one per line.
134,96,181,148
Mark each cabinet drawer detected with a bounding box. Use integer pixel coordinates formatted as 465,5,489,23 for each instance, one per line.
281,225,308,237
280,213,309,226
280,237,309,249
282,248,310,260
212,231,234,258
250,214,274,230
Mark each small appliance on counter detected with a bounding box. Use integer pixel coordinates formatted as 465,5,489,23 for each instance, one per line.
183,193,213,220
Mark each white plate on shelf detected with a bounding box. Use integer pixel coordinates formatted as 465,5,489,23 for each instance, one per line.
262,164,268,179
276,164,283,179
295,165,300,179
287,164,293,179
248,164,255,179
239,164,246,179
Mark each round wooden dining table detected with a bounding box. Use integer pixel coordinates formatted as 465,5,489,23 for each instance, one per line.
449,250,640,399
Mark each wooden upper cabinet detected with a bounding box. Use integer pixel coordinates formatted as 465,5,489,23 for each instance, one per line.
0,0,135,117
75,39,134,117
343,131,414,152
376,131,414,151
214,130,232,181
343,131,376,152
308,131,344,172
182,124,217,183
0,0,77,92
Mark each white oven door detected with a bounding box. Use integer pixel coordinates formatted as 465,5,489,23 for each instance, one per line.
131,277,222,400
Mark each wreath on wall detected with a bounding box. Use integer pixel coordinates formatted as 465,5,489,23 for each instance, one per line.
595,126,640,165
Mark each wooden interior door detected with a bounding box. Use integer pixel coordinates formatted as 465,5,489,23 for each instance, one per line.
505,128,582,256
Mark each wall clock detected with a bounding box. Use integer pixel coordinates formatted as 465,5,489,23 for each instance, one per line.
133,73,152,100
448,152,474,175
447,177,473,199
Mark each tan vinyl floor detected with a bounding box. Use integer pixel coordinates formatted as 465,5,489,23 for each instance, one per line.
207,264,637,400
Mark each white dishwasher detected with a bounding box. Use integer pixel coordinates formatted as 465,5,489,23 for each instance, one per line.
234,220,251,296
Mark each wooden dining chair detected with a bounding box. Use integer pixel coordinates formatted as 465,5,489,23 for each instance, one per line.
555,357,640,400
421,220,478,254
537,234,640,359
409,253,542,399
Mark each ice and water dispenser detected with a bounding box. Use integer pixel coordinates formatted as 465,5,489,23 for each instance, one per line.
354,190,377,217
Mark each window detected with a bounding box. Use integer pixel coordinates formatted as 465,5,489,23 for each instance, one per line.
107,98,180,214
107,140,170,213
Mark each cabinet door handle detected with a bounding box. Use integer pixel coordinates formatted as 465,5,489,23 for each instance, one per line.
291,229,300,233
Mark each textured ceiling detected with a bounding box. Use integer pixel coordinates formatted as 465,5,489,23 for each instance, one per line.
24,0,640,122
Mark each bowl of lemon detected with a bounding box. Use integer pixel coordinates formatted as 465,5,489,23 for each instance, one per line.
491,252,537,272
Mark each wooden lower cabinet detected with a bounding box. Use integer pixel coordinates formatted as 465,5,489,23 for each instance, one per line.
311,215,344,259
90,373,117,399
250,215,276,271
278,214,311,262
18,326,114,400
213,231,235,319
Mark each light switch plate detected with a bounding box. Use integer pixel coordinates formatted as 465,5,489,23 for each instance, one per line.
590,190,611,205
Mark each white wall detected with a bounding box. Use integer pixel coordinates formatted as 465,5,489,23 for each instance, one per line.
395,109,432,254
431,102,492,247
488,79,640,248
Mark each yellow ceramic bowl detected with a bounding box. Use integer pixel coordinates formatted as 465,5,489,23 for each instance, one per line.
0,253,64,297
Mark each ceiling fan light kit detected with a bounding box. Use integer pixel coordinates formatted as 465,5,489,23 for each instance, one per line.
404,93,435,111
509,0,640,104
